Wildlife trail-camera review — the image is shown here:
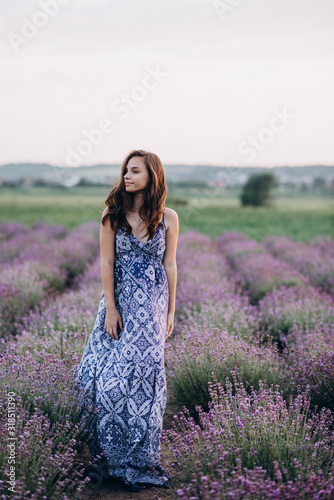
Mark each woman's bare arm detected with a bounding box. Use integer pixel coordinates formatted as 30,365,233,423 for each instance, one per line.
100,207,117,311
162,208,179,314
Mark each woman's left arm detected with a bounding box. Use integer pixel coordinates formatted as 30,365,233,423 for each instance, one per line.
162,209,179,337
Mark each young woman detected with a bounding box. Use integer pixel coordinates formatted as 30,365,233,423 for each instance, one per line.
75,149,179,492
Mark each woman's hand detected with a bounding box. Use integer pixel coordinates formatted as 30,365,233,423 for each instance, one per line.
166,312,174,339
104,307,123,340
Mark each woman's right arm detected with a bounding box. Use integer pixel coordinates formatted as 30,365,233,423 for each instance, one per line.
100,208,123,340
100,207,117,311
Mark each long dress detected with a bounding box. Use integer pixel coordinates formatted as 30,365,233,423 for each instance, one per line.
75,209,170,490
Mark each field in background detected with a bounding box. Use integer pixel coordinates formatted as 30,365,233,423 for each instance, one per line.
0,185,333,241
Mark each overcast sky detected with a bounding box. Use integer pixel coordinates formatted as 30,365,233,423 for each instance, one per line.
0,0,333,168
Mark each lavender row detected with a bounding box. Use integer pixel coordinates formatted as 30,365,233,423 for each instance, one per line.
0,221,68,265
161,377,334,499
215,232,311,303
215,231,334,350
167,232,277,417
0,221,68,244
0,347,94,498
0,225,102,496
0,223,100,339
264,235,334,297
0,255,104,498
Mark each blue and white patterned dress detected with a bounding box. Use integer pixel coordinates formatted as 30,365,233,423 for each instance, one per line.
75,209,170,490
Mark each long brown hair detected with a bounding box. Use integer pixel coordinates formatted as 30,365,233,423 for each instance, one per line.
101,149,167,241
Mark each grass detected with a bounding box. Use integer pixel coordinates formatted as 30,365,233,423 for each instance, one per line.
0,185,333,241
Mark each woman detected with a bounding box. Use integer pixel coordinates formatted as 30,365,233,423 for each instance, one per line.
75,149,179,492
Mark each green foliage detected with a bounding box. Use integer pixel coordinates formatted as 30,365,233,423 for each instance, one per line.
240,172,278,207
167,377,334,486
0,185,333,241
168,342,294,422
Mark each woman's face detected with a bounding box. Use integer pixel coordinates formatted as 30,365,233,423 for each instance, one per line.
124,156,149,192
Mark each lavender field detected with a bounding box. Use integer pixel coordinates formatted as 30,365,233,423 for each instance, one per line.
1,222,334,499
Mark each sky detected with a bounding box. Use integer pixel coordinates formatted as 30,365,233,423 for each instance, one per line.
0,0,333,168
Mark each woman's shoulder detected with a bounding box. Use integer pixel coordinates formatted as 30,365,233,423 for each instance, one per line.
164,207,178,215
163,207,178,231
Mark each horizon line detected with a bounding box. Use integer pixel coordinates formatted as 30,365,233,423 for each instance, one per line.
1,162,334,169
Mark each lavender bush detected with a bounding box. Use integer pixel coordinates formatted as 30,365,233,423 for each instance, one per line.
175,231,254,332
165,325,294,420
0,394,91,499
1,345,87,430
162,376,334,498
175,232,237,317
0,222,30,241
0,263,49,337
285,346,334,413
0,227,99,338
171,463,334,499
215,233,309,303
265,235,334,297
257,284,334,345
0,222,69,265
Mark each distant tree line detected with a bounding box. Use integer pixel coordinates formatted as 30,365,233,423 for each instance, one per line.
0,174,333,198
0,177,108,188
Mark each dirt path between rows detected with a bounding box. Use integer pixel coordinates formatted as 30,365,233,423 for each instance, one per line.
76,402,181,500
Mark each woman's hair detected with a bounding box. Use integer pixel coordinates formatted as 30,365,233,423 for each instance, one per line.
101,149,167,240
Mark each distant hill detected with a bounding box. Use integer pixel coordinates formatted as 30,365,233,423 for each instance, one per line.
0,162,333,186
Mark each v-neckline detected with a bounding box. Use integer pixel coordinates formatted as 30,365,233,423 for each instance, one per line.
127,211,165,246
130,228,156,246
